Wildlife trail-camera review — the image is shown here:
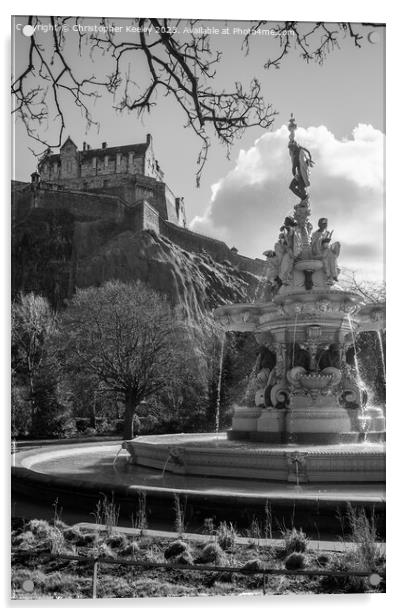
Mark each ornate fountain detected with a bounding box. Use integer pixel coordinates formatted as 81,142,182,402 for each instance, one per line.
216,114,385,450
123,115,385,485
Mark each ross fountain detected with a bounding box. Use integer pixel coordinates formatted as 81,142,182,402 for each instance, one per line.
123,114,385,485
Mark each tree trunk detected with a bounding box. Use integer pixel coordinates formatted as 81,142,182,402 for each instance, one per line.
123,391,139,440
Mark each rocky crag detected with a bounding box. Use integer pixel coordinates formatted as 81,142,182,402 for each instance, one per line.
12,201,258,318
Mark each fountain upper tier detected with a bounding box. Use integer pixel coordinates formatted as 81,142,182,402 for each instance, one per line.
215,291,385,337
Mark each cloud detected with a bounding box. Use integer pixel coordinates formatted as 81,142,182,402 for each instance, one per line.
191,124,385,280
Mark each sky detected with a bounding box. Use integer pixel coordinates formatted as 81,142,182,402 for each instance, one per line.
12,17,385,281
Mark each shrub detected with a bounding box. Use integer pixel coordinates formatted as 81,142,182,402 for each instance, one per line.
173,550,193,565
242,558,265,571
144,545,165,564
282,527,308,554
164,540,189,560
320,552,369,593
24,519,65,553
120,540,140,558
75,532,98,547
198,542,226,565
26,519,53,539
105,532,128,550
315,554,330,567
285,552,306,570
12,530,37,550
216,521,236,550
345,504,381,570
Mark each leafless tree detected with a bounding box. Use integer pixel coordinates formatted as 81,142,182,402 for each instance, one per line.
339,267,385,303
59,279,193,439
12,17,383,184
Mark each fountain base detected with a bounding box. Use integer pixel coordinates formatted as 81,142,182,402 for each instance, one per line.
227,429,385,445
124,433,385,484
230,405,385,446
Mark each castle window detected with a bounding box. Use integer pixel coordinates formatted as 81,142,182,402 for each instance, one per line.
92,157,97,169
116,153,121,167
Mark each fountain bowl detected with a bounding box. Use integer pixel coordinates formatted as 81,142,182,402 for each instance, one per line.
299,372,333,391
294,259,323,272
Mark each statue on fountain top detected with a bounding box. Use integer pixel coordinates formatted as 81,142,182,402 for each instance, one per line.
288,114,315,203
288,141,315,201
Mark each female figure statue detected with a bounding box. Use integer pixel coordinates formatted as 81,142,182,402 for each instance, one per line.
288,141,315,200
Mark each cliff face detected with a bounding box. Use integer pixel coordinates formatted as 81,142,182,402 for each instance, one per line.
74,227,257,319
12,202,257,316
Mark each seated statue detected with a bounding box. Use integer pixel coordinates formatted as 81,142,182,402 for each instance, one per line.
311,218,341,284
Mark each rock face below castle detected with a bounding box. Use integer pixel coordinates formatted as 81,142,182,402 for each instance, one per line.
12,135,265,313
12,181,259,316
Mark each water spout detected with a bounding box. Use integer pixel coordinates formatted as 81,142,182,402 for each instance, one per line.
294,459,300,488
112,446,124,467
253,261,270,302
377,330,386,385
291,313,299,369
161,452,172,478
215,336,225,434
347,314,368,438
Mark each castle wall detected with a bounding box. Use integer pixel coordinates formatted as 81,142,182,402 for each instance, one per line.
127,200,160,235
16,186,127,223
160,220,265,275
13,180,265,277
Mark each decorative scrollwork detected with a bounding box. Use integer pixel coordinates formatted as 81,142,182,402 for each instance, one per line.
270,384,290,409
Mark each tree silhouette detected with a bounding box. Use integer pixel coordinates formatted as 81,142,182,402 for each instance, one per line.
12,17,383,184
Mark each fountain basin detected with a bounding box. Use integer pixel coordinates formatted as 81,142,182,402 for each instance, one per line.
124,433,385,484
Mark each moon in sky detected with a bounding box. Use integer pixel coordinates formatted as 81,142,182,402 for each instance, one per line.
367,30,380,44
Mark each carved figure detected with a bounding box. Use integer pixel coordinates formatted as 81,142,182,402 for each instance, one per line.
275,233,294,285
288,141,315,200
311,218,331,256
311,218,341,283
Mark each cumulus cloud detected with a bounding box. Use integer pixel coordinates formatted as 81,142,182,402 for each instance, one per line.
191,124,384,280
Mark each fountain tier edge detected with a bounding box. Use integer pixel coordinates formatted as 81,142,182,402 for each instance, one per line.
124,433,385,484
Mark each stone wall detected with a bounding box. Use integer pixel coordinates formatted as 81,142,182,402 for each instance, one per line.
12,181,266,277
14,185,127,223
160,220,265,275
127,200,160,235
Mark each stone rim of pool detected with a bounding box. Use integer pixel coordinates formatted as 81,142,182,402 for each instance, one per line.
12,438,385,507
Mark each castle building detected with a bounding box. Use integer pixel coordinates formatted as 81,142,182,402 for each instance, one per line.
13,134,265,292
38,134,187,227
